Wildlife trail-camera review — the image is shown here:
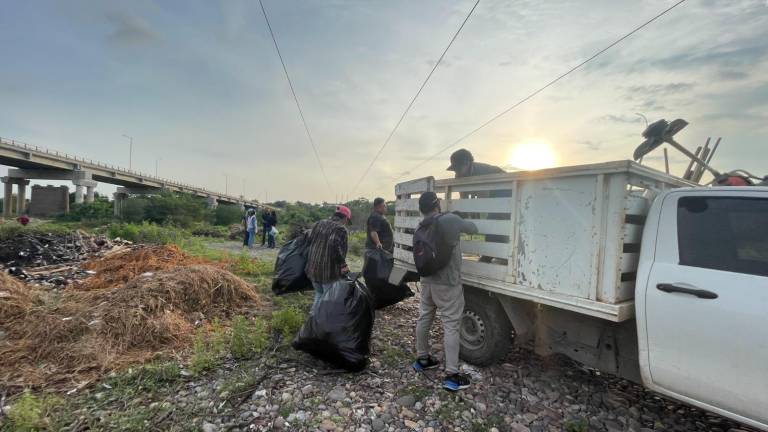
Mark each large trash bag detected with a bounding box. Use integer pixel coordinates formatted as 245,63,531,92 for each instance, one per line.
363,249,414,309
271,232,312,295
292,275,375,371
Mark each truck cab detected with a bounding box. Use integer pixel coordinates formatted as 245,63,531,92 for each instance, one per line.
636,187,768,430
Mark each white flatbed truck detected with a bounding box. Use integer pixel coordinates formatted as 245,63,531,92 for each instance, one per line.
390,160,768,431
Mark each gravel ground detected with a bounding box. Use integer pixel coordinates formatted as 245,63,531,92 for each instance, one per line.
99,295,752,432
29,240,755,432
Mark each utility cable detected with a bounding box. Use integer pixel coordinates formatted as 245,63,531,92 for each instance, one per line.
351,0,481,194
259,0,334,196
395,0,688,180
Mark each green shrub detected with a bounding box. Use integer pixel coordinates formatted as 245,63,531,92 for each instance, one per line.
189,222,228,238
214,205,244,226
189,321,227,375
107,222,189,244
271,307,305,341
347,230,366,257
56,198,113,222
230,316,269,359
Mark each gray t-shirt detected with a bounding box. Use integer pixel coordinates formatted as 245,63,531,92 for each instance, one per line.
422,213,478,286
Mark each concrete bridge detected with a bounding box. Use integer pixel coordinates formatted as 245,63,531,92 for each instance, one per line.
0,137,268,217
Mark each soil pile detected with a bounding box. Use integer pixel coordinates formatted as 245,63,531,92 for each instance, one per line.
0,265,260,391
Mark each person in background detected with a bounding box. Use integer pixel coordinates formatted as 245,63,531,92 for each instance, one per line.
366,197,393,253
267,210,278,248
242,209,250,247
447,148,509,263
412,191,478,391
261,209,271,247
305,205,352,308
246,209,258,249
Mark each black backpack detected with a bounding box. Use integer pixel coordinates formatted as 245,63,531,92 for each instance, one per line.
413,214,451,276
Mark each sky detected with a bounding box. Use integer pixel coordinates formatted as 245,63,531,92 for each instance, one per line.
1,0,767,203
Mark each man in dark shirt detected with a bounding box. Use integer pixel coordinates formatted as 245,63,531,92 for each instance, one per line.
447,148,510,263
365,197,393,253
305,205,352,308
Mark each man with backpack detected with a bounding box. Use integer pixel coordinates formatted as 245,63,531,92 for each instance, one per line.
411,191,477,391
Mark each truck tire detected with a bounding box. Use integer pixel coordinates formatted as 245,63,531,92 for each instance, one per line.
460,287,513,366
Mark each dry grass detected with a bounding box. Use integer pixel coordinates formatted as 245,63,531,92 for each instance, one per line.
0,265,260,391
0,272,42,322
77,244,210,290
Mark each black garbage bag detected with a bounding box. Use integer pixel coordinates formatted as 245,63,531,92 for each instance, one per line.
363,249,414,309
271,232,312,295
363,249,393,281
292,275,375,371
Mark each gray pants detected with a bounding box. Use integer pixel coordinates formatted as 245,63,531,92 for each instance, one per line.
416,281,464,374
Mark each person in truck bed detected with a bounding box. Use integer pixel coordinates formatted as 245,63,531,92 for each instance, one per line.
447,148,510,264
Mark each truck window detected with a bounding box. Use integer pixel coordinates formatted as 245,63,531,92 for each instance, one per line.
678,196,768,277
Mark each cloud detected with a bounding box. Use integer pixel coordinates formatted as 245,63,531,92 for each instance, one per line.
624,82,695,94
646,39,768,75
106,12,160,47
578,140,602,151
597,114,643,124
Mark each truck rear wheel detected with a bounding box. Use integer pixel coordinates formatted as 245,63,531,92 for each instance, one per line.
460,287,513,366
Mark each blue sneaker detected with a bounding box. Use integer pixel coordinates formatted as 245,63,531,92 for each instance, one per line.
442,373,471,391
411,356,440,372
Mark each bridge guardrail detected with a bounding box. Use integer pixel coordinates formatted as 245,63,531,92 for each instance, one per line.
0,136,264,205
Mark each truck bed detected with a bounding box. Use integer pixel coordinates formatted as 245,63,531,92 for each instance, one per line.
393,160,692,321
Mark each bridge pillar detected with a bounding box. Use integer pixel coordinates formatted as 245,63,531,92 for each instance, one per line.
75,185,84,204
207,196,218,209
113,192,127,217
2,178,13,218
86,186,95,203
72,179,97,205
16,179,29,216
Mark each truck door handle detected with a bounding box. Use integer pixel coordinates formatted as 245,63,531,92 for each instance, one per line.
656,283,718,299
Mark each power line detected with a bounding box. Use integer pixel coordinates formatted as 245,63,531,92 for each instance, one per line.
259,0,334,196
351,0,481,194
395,0,688,180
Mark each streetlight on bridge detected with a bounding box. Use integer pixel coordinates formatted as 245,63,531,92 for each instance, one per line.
122,134,134,170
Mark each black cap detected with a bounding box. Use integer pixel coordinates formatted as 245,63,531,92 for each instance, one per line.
418,191,440,214
447,148,474,171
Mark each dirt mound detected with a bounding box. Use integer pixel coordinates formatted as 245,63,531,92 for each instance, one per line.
78,244,208,290
0,265,260,391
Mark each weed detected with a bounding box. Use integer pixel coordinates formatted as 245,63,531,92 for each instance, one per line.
190,321,227,375
230,315,269,359
108,222,189,244
271,307,305,341
6,391,43,431
381,346,411,368
220,370,258,396
278,402,294,419
565,418,589,432
229,252,272,277
396,384,432,402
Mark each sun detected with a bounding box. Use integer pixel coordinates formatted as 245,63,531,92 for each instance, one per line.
507,140,558,170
